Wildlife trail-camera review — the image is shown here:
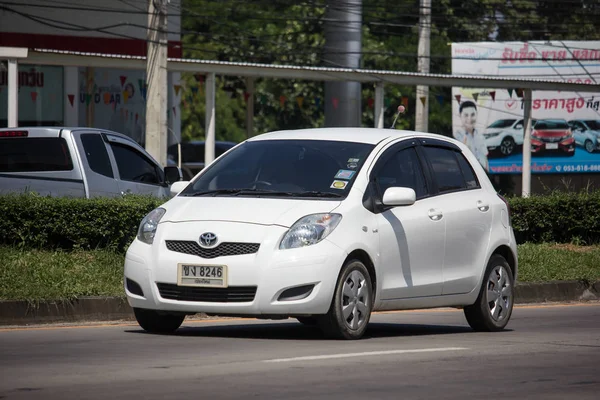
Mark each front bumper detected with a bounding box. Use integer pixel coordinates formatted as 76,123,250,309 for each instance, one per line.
124,221,347,316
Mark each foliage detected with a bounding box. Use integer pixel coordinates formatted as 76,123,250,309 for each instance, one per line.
0,194,163,252
178,0,600,144
508,191,600,245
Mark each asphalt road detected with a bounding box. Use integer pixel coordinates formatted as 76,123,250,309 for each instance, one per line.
1,303,599,400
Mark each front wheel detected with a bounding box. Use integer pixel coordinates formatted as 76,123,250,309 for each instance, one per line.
317,260,373,340
585,140,595,153
134,308,185,334
500,137,516,156
464,254,514,332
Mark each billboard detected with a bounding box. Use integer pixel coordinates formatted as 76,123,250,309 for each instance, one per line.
452,41,600,174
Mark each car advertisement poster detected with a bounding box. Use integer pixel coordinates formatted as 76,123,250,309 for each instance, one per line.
451,41,600,174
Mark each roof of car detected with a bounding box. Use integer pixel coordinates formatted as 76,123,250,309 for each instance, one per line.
248,127,433,145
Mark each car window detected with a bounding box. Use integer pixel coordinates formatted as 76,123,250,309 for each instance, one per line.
0,137,73,172
423,146,465,193
110,143,162,185
374,147,428,199
455,152,480,190
182,140,374,198
534,120,569,130
487,119,515,129
80,134,113,178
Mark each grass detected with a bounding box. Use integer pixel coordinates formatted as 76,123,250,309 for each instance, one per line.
0,246,125,302
517,242,600,283
1,243,600,301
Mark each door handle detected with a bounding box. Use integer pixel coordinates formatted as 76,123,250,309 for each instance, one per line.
477,200,490,212
428,208,443,221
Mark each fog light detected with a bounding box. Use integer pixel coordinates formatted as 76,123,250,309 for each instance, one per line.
278,284,314,301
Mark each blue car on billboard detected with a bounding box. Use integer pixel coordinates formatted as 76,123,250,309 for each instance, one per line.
569,120,600,153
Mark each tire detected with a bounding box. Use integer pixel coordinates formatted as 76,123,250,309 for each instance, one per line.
134,308,185,334
499,137,515,156
317,259,373,340
464,254,514,332
296,316,318,326
585,140,595,153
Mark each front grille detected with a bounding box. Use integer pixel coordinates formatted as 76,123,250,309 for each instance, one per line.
165,240,260,259
157,283,257,302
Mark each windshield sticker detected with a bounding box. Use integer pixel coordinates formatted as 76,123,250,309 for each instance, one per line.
330,180,348,190
334,169,356,180
347,162,358,169
347,158,360,163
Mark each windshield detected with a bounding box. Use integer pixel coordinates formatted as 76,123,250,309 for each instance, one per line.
181,139,374,198
534,120,569,130
584,120,600,130
487,119,516,129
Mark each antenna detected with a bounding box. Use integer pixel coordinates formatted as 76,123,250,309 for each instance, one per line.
390,105,406,129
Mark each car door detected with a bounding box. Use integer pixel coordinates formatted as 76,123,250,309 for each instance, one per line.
72,131,121,197
372,142,445,300
419,144,493,295
105,135,167,197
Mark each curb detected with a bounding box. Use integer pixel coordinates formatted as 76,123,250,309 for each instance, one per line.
1,280,598,326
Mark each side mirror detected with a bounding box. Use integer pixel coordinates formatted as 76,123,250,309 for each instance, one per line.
382,187,416,207
164,166,183,185
170,181,190,197
515,124,523,130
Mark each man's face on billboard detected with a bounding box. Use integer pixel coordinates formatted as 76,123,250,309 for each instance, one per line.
460,106,477,132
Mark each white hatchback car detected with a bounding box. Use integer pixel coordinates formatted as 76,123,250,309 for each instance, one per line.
125,128,517,339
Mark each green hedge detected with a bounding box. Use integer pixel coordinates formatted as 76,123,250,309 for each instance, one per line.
509,191,600,245
2,191,600,253
0,194,162,252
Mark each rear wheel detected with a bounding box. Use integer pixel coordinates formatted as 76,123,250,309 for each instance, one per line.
464,254,514,332
317,260,373,340
134,308,185,334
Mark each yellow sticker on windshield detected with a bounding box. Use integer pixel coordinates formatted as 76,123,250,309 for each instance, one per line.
330,180,348,190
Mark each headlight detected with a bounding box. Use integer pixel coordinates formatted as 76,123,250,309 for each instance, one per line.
137,208,166,244
279,213,342,250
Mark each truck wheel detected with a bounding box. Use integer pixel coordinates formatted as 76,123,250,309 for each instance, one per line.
464,254,514,332
317,259,373,340
134,308,185,334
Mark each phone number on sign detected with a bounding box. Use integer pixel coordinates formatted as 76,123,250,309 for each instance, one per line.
557,165,600,173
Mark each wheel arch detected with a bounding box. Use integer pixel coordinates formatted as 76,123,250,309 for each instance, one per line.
344,249,377,299
491,244,518,281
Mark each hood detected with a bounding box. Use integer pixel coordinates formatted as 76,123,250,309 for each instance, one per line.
162,196,342,228
532,129,570,137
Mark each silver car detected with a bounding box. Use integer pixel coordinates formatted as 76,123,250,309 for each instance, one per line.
569,120,600,153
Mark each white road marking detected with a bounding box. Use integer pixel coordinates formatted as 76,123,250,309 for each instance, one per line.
263,347,469,363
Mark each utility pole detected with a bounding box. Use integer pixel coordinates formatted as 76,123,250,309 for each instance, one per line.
324,0,362,127
415,0,431,133
145,0,168,166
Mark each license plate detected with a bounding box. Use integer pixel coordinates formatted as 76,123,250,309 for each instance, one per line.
177,264,227,287
546,143,559,149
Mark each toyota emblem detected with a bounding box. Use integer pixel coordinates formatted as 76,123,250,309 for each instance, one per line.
199,232,218,248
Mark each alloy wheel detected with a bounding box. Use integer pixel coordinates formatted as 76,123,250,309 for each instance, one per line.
485,265,513,322
341,270,369,330
500,138,515,156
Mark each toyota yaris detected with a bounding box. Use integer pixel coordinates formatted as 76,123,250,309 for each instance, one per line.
125,128,517,340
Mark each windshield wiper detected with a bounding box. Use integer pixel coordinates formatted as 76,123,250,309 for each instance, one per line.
185,189,343,198
293,191,344,198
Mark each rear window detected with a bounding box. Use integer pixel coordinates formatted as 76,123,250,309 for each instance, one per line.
0,138,73,172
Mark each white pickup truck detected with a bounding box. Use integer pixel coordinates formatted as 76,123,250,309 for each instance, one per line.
0,127,181,198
